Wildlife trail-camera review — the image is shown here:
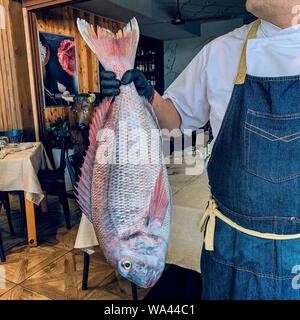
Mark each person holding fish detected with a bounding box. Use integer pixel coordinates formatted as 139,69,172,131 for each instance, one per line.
98,0,300,300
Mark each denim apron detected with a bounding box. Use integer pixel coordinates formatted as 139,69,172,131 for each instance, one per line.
200,20,300,300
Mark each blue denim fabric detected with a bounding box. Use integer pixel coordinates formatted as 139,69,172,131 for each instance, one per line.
202,75,300,300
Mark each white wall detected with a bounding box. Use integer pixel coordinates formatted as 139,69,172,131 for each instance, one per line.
164,18,244,89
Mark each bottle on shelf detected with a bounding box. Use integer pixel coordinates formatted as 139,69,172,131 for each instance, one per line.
135,46,158,89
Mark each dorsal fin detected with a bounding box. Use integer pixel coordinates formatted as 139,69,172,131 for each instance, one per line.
75,99,111,221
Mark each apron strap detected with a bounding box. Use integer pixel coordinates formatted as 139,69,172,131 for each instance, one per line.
199,196,300,251
235,19,261,85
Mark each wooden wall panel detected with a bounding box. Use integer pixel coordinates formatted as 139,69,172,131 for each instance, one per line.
10,0,35,136
35,6,124,134
0,0,34,138
0,0,19,131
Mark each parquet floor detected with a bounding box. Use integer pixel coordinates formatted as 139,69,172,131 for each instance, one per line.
0,156,206,300
0,195,139,300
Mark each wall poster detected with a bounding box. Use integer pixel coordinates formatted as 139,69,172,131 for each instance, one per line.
39,32,79,107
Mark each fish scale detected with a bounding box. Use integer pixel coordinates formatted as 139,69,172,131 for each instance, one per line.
76,17,172,288
99,83,161,232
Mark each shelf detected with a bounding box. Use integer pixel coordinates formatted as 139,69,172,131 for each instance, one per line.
135,35,164,94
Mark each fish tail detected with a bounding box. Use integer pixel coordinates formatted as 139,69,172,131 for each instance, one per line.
77,17,139,76
75,99,111,221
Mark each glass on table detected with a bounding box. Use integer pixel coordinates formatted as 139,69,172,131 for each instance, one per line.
0,136,9,150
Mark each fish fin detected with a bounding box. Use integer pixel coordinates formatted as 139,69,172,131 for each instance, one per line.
75,99,111,222
148,168,169,225
77,17,139,74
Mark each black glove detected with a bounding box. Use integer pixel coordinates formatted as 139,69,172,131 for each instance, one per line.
100,70,121,100
99,69,154,102
121,69,154,102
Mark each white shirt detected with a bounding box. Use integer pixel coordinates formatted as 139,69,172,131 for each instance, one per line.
163,20,300,143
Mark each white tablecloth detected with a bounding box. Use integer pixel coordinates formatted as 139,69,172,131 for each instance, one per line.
0,142,52,205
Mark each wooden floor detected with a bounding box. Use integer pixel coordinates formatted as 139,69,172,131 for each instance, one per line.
0,195,151,300
0,153,206,300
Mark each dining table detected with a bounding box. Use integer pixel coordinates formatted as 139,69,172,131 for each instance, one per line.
0,142,52,246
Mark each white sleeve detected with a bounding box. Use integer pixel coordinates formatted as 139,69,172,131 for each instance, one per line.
163,45,210,131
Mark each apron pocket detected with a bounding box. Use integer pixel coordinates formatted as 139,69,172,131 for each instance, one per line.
244,109,300,183
210,219,275,277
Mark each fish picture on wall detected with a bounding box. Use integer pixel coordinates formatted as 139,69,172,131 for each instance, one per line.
39,32,79,107
76,18,172,288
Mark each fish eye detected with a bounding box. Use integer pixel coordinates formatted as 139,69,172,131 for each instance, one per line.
122,260,132,270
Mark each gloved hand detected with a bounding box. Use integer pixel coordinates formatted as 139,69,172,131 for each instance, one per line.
99,69,155,102
100,70,121,100
121,69,154,102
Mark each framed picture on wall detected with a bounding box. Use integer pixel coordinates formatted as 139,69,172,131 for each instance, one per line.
38,31,79,107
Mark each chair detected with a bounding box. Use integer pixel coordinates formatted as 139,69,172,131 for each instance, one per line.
0,130,24,236
65,154,90,289
65,153,84,199
65,154,139,300
37,140,71,230
0,230,5,262
0,192,15,236
0,193,14,263
0,129,23,143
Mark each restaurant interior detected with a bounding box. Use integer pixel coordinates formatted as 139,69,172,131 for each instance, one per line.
0,0,252,301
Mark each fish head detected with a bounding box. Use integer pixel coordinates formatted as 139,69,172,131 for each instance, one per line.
117,233,166,288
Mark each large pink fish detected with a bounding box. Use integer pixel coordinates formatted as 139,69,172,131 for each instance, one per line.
76,18,172,288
